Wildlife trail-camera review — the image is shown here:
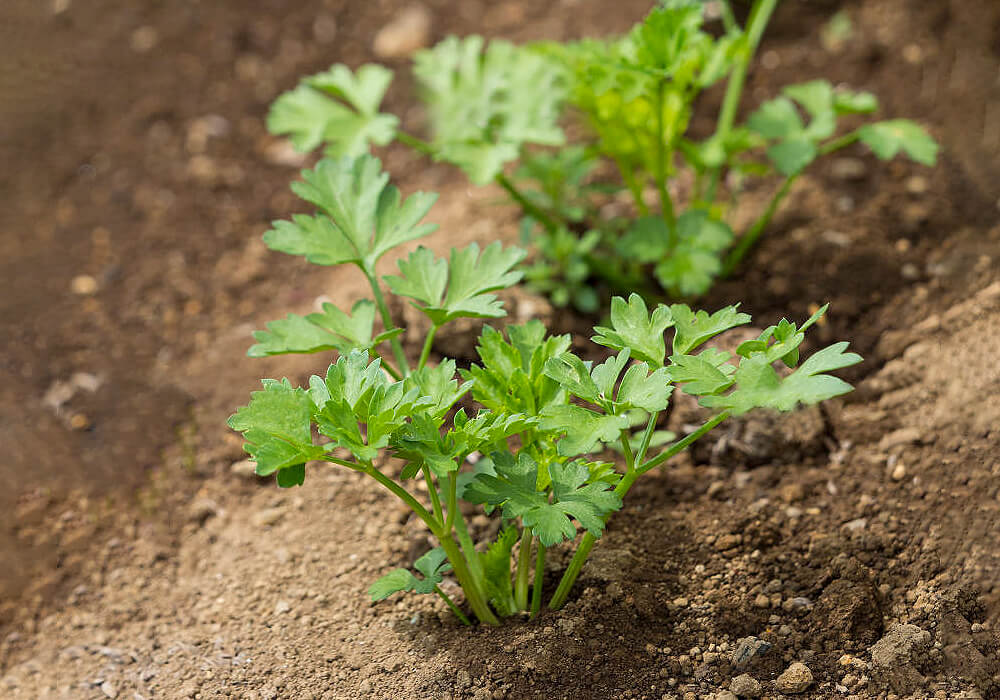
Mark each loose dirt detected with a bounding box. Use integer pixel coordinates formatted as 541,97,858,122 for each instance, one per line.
1,0,998,698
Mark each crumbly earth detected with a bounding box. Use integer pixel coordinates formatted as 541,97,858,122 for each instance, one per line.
2,0,999,698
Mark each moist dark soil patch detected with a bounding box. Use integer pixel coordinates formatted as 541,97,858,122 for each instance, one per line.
2,0,999,698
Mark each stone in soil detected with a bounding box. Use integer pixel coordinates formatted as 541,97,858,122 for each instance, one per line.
775,662,813,694
729,672,762,698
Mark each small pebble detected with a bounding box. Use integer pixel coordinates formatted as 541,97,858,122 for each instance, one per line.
775,662,813,694
730,673,762,698
71,275,99,295
891,463,907,481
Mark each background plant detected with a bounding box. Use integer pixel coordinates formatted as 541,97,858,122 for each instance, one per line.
268,0,938,312
229,153,862,625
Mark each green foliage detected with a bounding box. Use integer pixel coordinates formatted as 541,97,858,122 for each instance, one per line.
248,300,402,358
412,36,567,184
232,35,869,625
370,547,451,600
268,64,398,157
385,242,525,326
464,452,622,546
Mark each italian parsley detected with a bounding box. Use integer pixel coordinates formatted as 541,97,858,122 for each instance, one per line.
230,153,862,624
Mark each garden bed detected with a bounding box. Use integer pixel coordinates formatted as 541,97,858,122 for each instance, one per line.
1,0,998,697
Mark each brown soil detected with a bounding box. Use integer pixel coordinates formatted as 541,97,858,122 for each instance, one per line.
2,0,999,698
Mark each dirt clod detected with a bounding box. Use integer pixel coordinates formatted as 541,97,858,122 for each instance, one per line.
775,662,813,694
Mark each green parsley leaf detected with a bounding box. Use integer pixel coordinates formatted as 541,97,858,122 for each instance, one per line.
701,341,862,414
858,120,938,166
268,64,398,157
539,404,630,456
248,299,402,358
369,547,451,601
414,36,567,184
465,452,621,546
479,526,518,616
592,293,675,367
667,348,737,396
227,378,325,479
309,351,417,462
385,242,526,325
405,360,473,420
670,304,751,355
653,210,734,296
463,322,570,417
266,155,438,269
616,363,673,413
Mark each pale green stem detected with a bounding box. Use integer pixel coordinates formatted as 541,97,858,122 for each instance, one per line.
722,130,861,276
721,174,796,276
706,0,779,203
632,410,661,469
530,544,546,619
495,173,562,233
361,266,410,377
364,463,439,535
434,585,472,626
655,80,676,229
515,529,533,611
423,465,444,525
417,324,440,371
396,130,436,156
437,534,500,626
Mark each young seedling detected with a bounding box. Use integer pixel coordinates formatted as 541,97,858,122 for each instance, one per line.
229,153,862,625
268,0,938,310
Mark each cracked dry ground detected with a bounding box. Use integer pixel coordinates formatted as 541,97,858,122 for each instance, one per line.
2,0,1000,698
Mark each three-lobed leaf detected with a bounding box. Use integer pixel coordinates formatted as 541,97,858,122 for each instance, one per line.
369,547,451,601
465,452,621,546
268,63,398,157
592,294,675,367
266,155,438,270
227,379,325,480
386,242,526,325
248,299,402,358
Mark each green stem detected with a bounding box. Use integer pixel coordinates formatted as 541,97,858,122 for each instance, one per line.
633,410,661,469
437,534,500,626
423,465,444,525
378,359,403,381
444,472,459,533
452,507,487,586
818,130,860,156
396,130,436,157
720,130,859,277
515,530,533,611
434,585,472,626
719,0,737,33
549,413,730,610
618,428,636,470
637,412,730,474
417,324,440,371
705,0,779,203
530,544,546,619
655,80,676,228
495,173,561,233
319,454,365,471
364,463,440,536
721,174,796,277
361,266,410,377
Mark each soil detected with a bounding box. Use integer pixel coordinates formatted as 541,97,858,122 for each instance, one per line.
2,0,999,698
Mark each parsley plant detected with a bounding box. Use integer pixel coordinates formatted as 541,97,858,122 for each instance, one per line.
229,154,862,624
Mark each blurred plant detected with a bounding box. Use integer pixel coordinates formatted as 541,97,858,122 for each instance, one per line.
269,0,937,311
